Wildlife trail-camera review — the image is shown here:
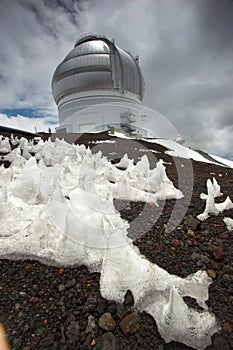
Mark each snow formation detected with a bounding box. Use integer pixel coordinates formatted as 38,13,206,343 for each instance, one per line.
197,178,233,221
0,137,219,349
210,154,233,169
143,138,219,164
0,135,11,153
223,217,233,231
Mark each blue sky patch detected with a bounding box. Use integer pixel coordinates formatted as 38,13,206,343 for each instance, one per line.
1,108,43,118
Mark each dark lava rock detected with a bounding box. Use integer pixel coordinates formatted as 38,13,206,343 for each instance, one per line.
66,312,75,324
83,293,97,313
123,289,134,307
86,314,97,337
65,321,80,342
58,284,65,292
65,278,76,289
13,336,22,348
199,254,210,265
210,245,225,261
95,332,117,350
184,215,200,231
120,312,140,336
115,303,126,320
96,299,106,316
98,312,116,331
211,334,230,350
22,346,31,350
39,333,55,348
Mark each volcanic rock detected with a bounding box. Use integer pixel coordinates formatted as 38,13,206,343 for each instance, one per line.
184,216,200,231
210,245,225,261
39,334,54,348
123,289,134,307
98,312,116,331
120,312,140,335
95,332,117,350
66,321,80,341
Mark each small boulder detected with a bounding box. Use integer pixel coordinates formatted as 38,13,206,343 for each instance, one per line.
66,321,80,341
98,312,116,331
223,322,232,333
95,332,117,350
120,312,140,336
210,245,225,261
207,270,216,279
184,216,200,231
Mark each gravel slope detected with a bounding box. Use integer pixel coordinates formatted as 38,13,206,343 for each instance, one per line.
0,134,233,350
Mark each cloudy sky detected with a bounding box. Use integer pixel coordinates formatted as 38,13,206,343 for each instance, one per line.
0,0,232,157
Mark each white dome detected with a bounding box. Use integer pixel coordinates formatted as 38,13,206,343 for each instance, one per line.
51,33,145,106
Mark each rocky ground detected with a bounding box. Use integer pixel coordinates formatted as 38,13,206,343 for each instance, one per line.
0,133,233,349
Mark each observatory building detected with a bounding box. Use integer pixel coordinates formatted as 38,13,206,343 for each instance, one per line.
52,33,146,134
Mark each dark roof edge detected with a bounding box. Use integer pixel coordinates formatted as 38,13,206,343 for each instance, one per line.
0,125,40,137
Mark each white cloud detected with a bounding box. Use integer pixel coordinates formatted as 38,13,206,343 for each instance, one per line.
206,125,233,157
0,0,86,111
0,113,58,133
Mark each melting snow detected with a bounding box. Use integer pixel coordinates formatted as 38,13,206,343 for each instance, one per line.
143,138,217,164
91,140,116,144
197,178,233,221
0,136,11,153
0,137,219,349
110,131,132,139
224,217,233,231
209,154,233,169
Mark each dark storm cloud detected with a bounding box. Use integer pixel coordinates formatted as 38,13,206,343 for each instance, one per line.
143,0,233,105
195,0,233,53
135,0,233,156
0,0,87,114
215,107,233,128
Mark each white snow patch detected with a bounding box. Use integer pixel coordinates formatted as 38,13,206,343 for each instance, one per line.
223,217,233,231
209,154,233,168
104,133,233,169
0,136,219,349
197,178,233,221
101,245,218,350
111,131,132,139
0,136,11,153
200,177,222,200
114,153,134,169
173,136,185,145
91,140,116,144
143,138,217,164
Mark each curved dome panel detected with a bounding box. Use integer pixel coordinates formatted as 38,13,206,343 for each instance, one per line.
53,71,113,103
52,55,111,84
52,34,145,106
65,40,110,60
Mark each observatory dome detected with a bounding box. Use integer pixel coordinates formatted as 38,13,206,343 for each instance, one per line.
52,34,145,133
